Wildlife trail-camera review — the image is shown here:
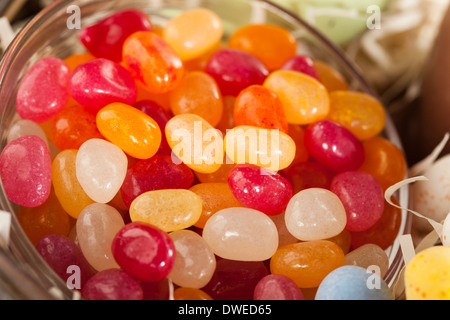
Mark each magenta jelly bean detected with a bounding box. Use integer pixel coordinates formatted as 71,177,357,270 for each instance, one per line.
0,135,51,207
81,269,144,300
304,120,365,172
16,57,70,123
79,9,152,62
205,48,269,96
253,274,304,300
120,155,194,208
36,234,95,289
228,164,293,216
280,55,319,80
111,221,175,282
70,58,137,112
330,171,384,232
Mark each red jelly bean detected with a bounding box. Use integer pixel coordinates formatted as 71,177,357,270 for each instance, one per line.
205,48,269,96
330,171,384,232
281,55,319,80
228,164,293,216
79,9,152,62
111,221,175,282
284,161,333,194
120,155,194,208
141,278,171,300
70,58,137,112
253,274,304,300
304,120,364,172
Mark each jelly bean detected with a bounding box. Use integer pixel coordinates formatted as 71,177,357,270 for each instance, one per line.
304,120,365,172
165,114,224,174
52,104,103,150
80,9,151,62
173,288,213,300
76,139,128,203
327,229,352,254
202,207,278,261
330,171,384,232
189,182,242,229
7,119,49,149
169,230,216,289
96,102,161,159
183,42,224,73
121,155,194,208
0,135,51,207
228,24,297,71
76,203,125,271
205,48,269,96
141,278,171,300
281,55,320,80
135,81,172,111
315,265,393,300
195,156,236,184
228,164,293,216
122,32,184,94
344,244,389,278
285,188,347,241
18,190,71,246
253,274,304,300
270,240,345,288
283,161,333,194
224,125,296,172
169,71,223,127
129,189,202,232
269,212,299,248
36,234,94,289
81,268,144,300
111,221,175,282
233,85,288,133
326,91,386,140
216,96,236,136
264,70,330,125
16,57,70,123
163,8,223,61
70,58,137,112
286,124,309,167
314,60,349,92
63,53,95,72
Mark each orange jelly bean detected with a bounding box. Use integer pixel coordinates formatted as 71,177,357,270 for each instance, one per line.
270,240,345,288
286,124,309,167
195,156,236,184
96,102,162,159
216,96,236,136
229,24,297,71
314,60,349,92
64,53,95,72
173,287,213,300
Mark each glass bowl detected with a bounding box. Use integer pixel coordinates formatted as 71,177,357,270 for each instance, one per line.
0,0,411,300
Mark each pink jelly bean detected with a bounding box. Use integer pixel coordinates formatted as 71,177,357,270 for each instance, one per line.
205,48,269,96
81,268,144,300
304,120,364,172
228,164,293,216
36,234,95,290
70,58,137,112
120,155,194,208
16,57,70,123
330,171,384,232
79,9,152,62
0,135,51,207
111,221,175,282
253,274,304,300
280,55,319,80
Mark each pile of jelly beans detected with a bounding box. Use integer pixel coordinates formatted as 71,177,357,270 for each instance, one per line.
0,8,408,300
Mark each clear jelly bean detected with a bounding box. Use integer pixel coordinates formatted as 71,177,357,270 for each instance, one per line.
163,8,223,61
122,32,184,94
111,221,175,282
228,164,293,216
169,230,216,289
96,102,162,159
70,58,137,112
253,274,304,300
315,265,393,300
270,240,345,288
330,171,384,232
76,139,128,203
314,60,349,92
169,71,223,127
16,57,70,123
129,189,202,232
81,268,144,300
121,155,194,208
205,48,269,96
0,135,51,207
285,188,347,241
7,119,49,149
344,243,389,279
263,70,330,125
76,203,125,271
202,207,279,261
233,85,288,133
173,288,213,300
284,161,333,194
304,120,365,172
79,9,152,62
281,55,320,80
